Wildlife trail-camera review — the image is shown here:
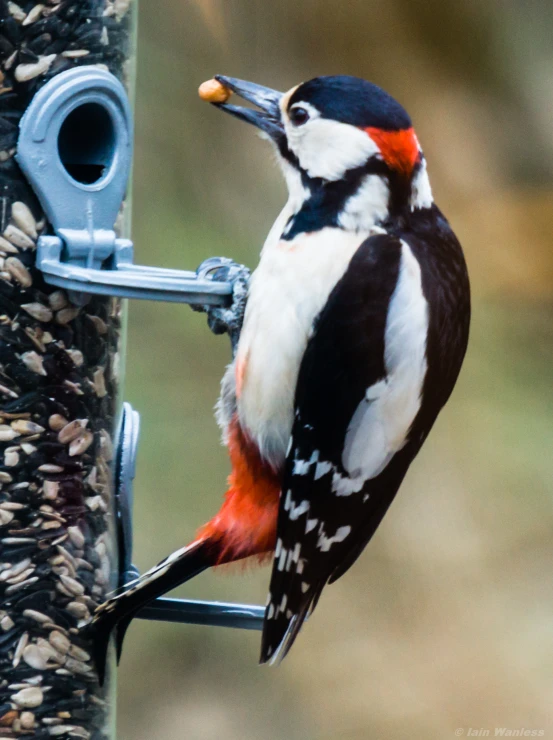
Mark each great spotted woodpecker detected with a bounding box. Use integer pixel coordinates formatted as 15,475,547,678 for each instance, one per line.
91,75,470,676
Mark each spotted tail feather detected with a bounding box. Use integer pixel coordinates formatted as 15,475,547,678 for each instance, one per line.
89,539,214,684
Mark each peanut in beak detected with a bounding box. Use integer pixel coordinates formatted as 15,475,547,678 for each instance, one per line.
198,78,232,103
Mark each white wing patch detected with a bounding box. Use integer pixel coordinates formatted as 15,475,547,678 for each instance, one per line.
342,241,428,483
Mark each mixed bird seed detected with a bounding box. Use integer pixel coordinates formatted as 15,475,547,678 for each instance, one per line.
0,0,135,737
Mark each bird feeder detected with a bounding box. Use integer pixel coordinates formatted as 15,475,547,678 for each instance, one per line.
0,1,263,737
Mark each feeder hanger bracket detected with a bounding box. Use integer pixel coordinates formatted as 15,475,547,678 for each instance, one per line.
16,67,264,633
16,66,232,307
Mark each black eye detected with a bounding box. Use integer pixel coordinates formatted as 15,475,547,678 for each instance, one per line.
289,106,309,126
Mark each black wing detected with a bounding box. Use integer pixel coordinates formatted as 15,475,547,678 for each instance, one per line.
260,232,432,663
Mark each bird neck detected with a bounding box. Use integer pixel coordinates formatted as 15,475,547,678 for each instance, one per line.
278,157,433,242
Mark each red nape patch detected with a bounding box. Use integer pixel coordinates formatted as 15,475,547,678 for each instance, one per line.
196,416,280,566
365,126,420,178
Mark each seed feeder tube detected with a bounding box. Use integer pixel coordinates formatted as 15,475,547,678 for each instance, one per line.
0,1,137,736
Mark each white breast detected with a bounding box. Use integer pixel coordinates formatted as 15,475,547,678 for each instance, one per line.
235,225,370,469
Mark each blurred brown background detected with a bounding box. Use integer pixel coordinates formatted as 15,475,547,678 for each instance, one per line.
118,1,553,738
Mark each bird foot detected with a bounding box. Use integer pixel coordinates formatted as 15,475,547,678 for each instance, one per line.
192,257,250,355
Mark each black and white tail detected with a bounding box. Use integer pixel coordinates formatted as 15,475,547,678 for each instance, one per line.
89,539,213,684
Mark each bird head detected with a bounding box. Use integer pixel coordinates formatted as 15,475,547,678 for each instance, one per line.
213,74,433,229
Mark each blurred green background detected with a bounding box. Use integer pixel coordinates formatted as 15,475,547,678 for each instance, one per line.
118,1,553,738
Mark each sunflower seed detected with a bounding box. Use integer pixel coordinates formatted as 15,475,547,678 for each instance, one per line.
48,631,69,655
65,603,88,620
14,54,56,83
61,49,89,58
47,292,67,311
38,464,63,474
6,566,35,584
0,501,24,510
48,415,67,431
0,559,31,581
7,2,26,22
35,640,61,665
12,632,29,668
3,225,35,250
0,510,14,526
11,420,45,435
65,349,83,367
22,610,50,624
5,257,31,287
68,431,93,457
42,481,59,501
0,616,14,632
66,527,84,549
58,576,83,598
10,686,43,708
49,725,81,736
55,308,80,326
92,368,107,398
114,0,132,20
0,236,19,254
11,203,37,239
21,303,53,322
67,644,90,662
21,351,46,376
22,5,45,26
3,448,18,466
98,430,113,461
58,419,88,444
19,712,34,730
6,576,39,594
0,426,19,442
3,447,19,466
64,658,91,675
23,644,50,670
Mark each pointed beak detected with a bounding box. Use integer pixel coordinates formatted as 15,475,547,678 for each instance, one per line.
213,75,284,141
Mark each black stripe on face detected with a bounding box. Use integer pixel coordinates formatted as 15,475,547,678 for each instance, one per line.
282,157,390,240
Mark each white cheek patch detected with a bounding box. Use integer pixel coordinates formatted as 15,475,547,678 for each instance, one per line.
286,118,380,181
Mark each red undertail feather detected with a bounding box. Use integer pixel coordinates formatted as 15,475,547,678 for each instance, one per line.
197,415,281,565
90,417,280,684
